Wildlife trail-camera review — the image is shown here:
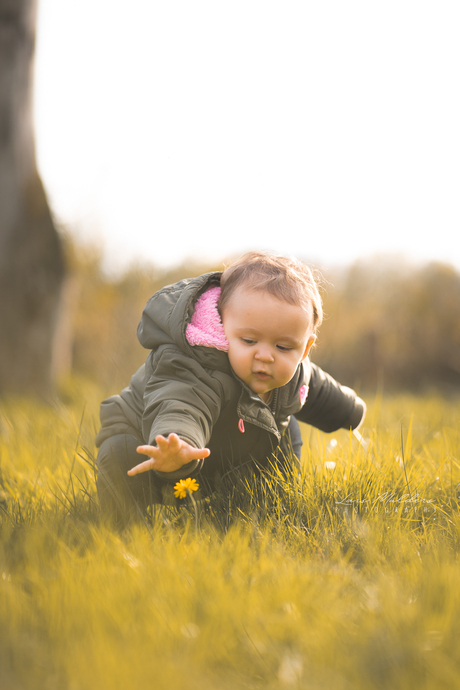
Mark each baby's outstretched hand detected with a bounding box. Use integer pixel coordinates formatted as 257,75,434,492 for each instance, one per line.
127,433,210,476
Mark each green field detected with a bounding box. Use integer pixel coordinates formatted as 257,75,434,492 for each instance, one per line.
1,385,460,689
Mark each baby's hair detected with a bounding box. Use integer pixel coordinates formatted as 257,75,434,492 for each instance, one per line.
219,251,323,330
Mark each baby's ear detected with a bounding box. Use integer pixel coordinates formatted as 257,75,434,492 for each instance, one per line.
301,334,316,361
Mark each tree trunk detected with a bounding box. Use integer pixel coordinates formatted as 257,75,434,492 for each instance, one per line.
0,0,65,396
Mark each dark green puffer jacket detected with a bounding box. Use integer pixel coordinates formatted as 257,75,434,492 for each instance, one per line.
95,272,365,481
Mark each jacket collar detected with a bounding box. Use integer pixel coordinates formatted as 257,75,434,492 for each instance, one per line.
234,361,310,439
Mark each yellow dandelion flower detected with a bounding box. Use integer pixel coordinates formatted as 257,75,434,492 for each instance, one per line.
174,477,199,499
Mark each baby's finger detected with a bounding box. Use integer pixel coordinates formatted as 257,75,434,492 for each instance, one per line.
136,445,159,458
127,458,156,476
167,433,181,450
189,447,211,460
154,435,170,451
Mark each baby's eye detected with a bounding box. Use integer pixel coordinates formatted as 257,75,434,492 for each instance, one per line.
277,345,292,352
242,338,256,345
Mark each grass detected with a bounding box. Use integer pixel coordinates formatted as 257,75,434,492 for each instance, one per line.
1,383,460,689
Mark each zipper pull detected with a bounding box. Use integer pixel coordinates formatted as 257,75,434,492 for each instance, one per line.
299,385,308,406
238,418,245,433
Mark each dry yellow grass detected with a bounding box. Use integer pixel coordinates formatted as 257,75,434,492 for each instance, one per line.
1,384,460,689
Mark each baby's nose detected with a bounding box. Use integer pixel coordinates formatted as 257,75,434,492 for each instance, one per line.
255,346,274,362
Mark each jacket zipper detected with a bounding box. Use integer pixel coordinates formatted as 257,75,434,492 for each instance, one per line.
237,388,281,439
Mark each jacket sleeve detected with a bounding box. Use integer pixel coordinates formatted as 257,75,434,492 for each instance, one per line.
142,345,225,480
295,362,366,433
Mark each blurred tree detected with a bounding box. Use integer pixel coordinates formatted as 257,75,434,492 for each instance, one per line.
0,0,65,395
315,256,460,393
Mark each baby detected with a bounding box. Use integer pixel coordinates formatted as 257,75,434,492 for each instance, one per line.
96,251,365,524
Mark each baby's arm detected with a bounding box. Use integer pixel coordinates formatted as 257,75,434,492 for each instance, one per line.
297,362,366,432
127,433,210,476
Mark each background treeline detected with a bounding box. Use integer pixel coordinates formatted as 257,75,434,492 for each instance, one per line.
60,238,460,395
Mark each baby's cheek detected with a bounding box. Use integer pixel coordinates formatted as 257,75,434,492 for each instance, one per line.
227,345,242,373
283,360,300,383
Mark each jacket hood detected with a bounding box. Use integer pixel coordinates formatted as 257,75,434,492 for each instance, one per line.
137,272,231,371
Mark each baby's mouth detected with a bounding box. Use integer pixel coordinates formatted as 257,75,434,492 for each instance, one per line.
253,371,271,380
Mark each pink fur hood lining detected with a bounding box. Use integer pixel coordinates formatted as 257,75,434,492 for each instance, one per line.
186,286,229,351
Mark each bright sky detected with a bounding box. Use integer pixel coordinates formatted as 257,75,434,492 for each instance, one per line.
34,0,460,275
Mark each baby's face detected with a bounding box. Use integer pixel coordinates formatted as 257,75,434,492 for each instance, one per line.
221,286,316,402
